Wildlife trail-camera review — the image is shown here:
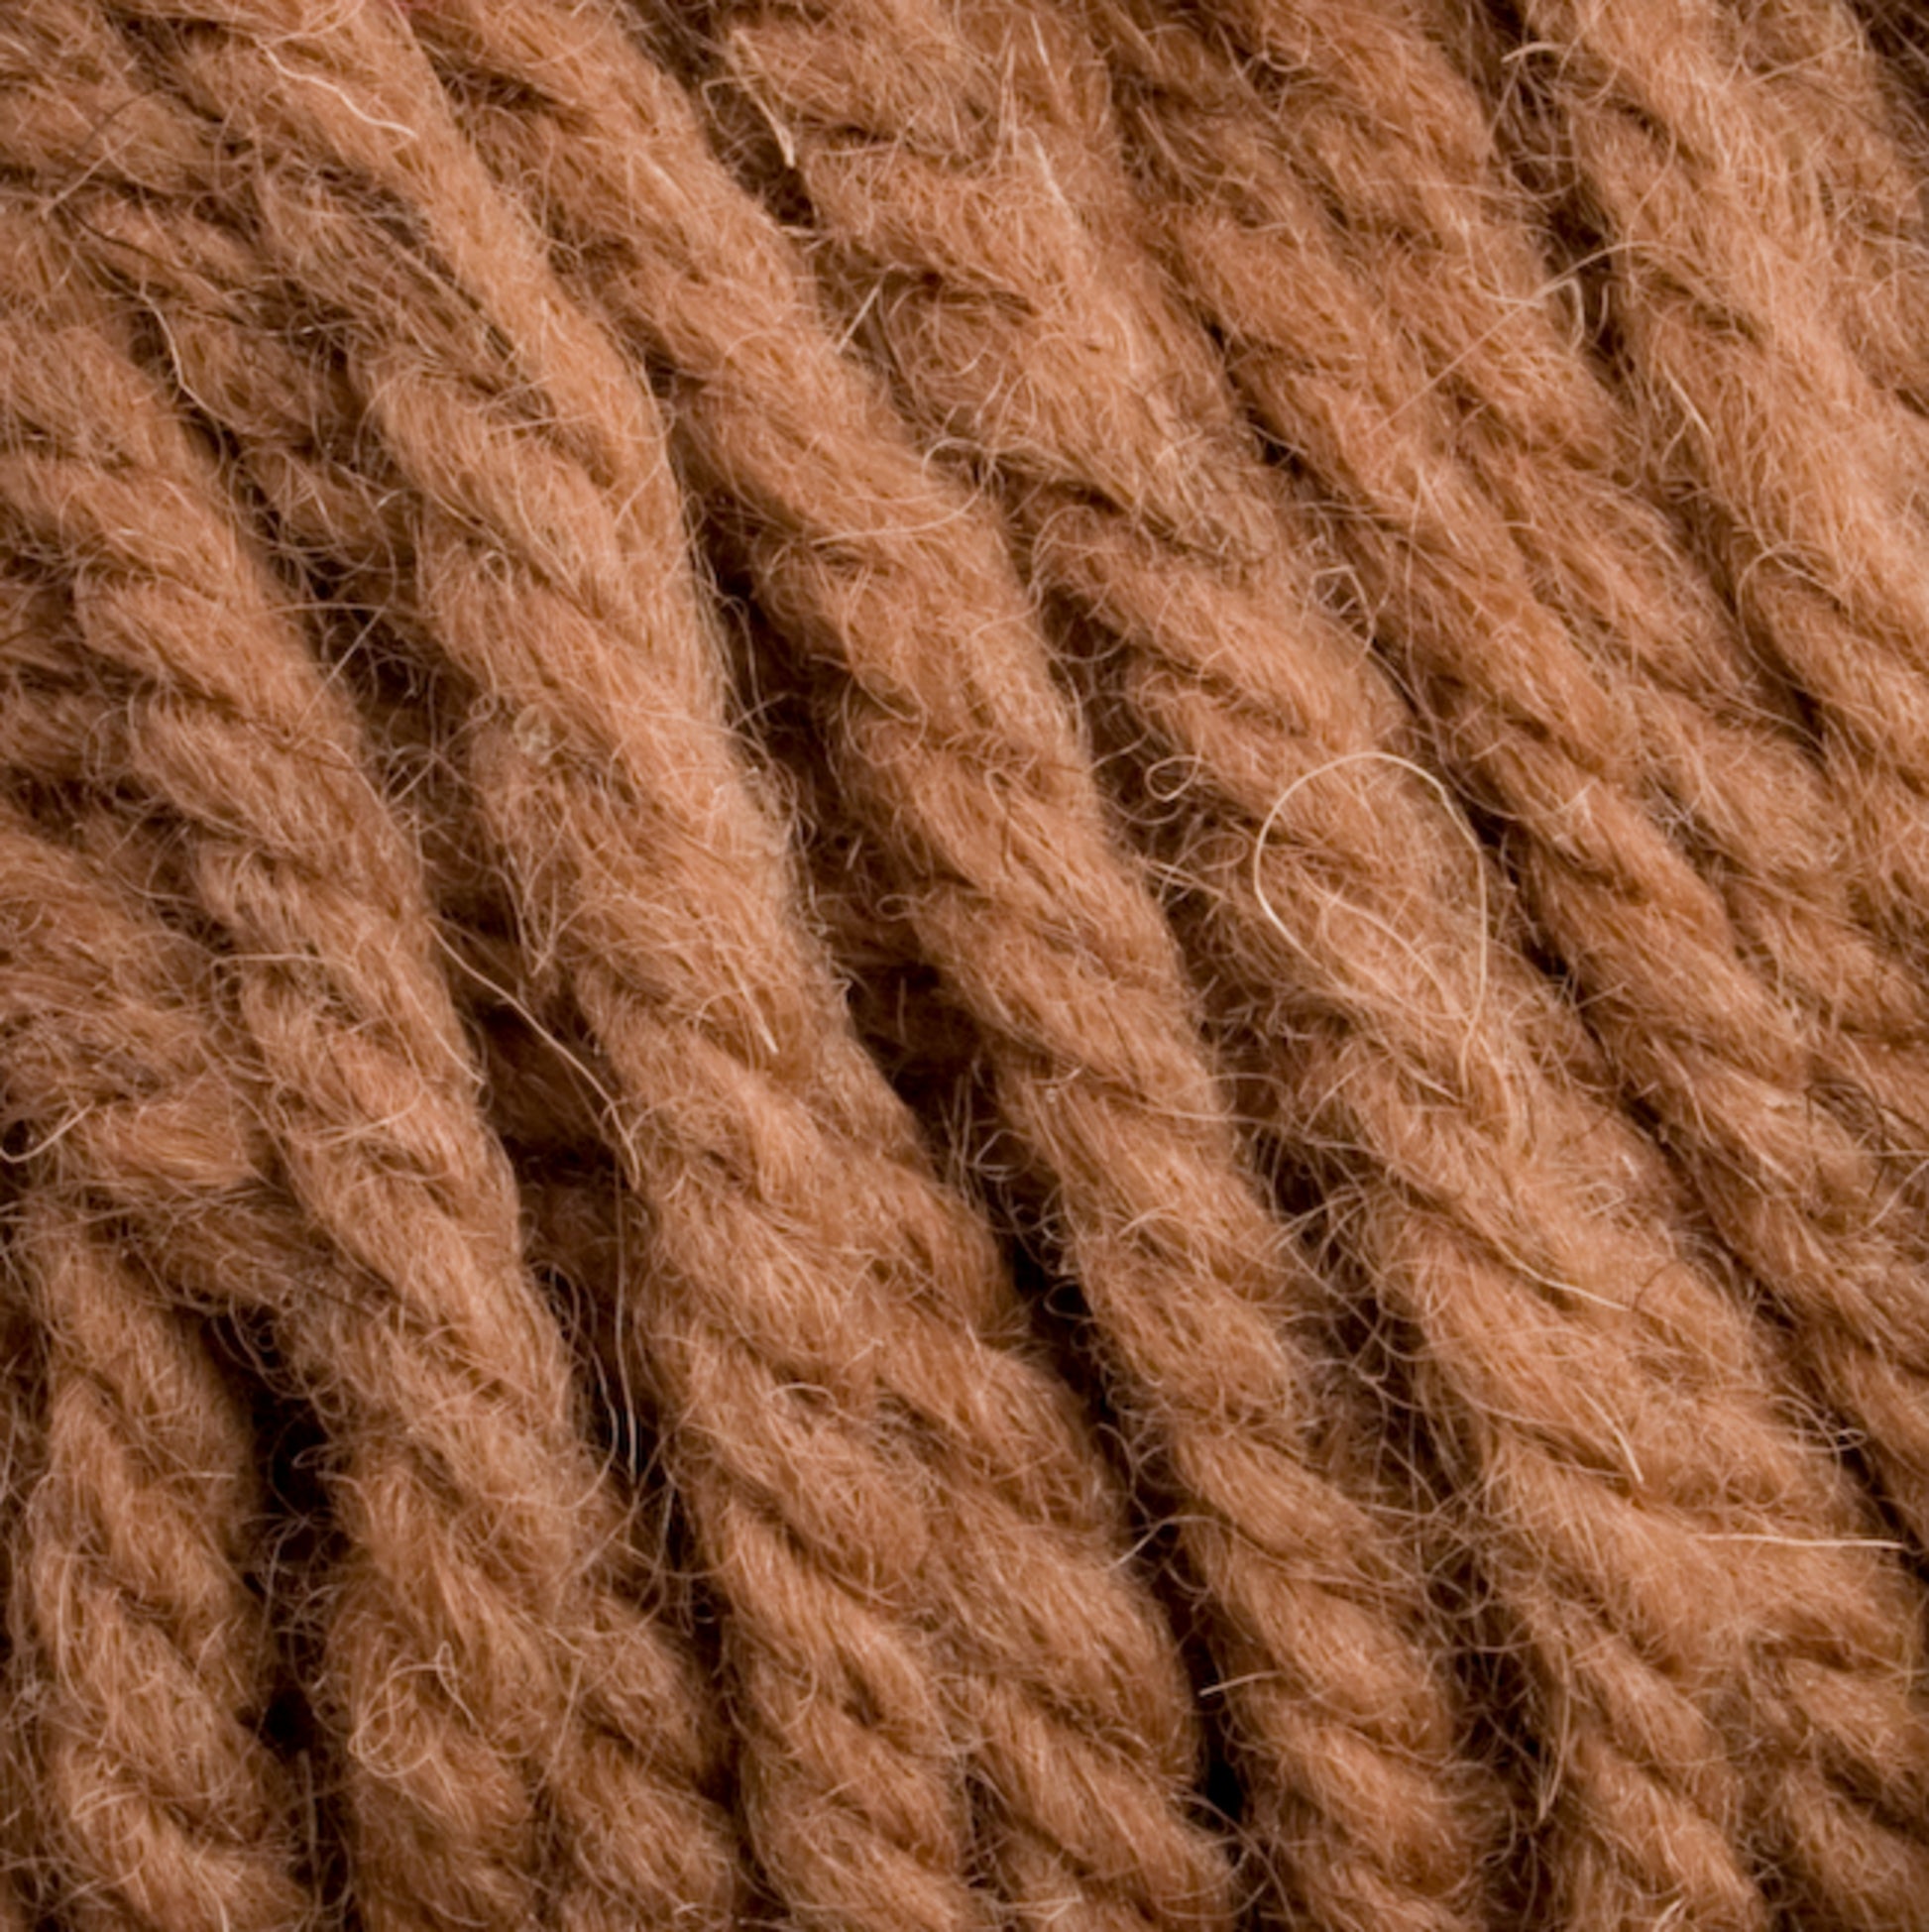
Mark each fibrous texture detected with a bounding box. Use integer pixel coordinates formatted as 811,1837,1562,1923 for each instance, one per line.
4,11,1232,1931
2,1,1928,1928
0,838,311,1932
0,192,738,1932
1086,0,1929,1572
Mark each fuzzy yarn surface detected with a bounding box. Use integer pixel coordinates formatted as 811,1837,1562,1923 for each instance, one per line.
3,2,1929,1928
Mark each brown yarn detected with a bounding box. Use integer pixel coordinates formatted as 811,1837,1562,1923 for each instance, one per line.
7,1180,312,1932
1457,0,1929,977
5,1,1929,1925
0,731,737,1932
1074,0,1929,1565
697,0,1929,1920
1720,0,1929,411
323,4,1526,1927
6,8,1238,1928
0,195,738,1930
0,726,312,1926
1114,0,1921,1056
0,1096,45,1932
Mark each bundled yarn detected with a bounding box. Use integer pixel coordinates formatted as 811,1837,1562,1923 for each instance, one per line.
2,3,1928,1929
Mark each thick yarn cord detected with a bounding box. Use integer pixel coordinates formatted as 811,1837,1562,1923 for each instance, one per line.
13,10,1239,1930
0,798,413,1926
320,4,1526,1928
1124,0,1929,1080
0,663,348,1932
3,1153,310,1929
0,671,310,1932
1078,0,1929,1556
0,196,738,1932
704,0,1929,1922
6,3,1929,1928
1720,0,1929,409
1461,0,1929,985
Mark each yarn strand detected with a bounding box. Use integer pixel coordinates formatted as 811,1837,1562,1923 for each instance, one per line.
17,8,1239,1928
1081,0,1929,1563
6,1183,314,1932
697,0,1929,1919
336,3,1530,1927
0,179,739,1932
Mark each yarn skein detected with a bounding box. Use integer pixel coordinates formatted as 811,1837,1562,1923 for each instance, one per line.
3,1,1929,1927
360,4,1525,1927
1085,0,1929,1562
14,8,1239,1928
701,0,1929,1920
0,195,740,1932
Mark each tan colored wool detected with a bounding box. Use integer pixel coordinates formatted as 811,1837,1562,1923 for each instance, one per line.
0,206,739,1930
0,1064,34,1931
1119,0,1929,1075
1722,0,1929,408
1460,0,1929,972
0,599,320,1932
4,1,1929,1928
359,6,1518,1929
9,1170,310,1931
0,784,737,1932
1076,0,1929,1567
3,9,1240,1930
697,0,1929,1921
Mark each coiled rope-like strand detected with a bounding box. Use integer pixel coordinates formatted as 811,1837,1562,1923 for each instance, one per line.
5,1182,313,1932
0,180,738,1932
704,0,1929,1920
35,9,1235,1928
1,616,314,1932
280,3,1532,1927
1084,0,1929,1558
1717,0,1929,412
1458,0,1929,985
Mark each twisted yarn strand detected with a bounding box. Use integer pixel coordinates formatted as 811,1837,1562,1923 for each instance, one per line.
0,180,738,1932
700,0,1929,1919
0,36,991,1925
32,8,1236,1928
0,660,312,1932
0,1054,45,1927
1084,0,1929,1561
5,1181,312,1932
1125,0,1923,1083
0,734,322,1923
321,3,1525,1926
1718,0,1929,410
1457,0,1929,982
0,713,735,1932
